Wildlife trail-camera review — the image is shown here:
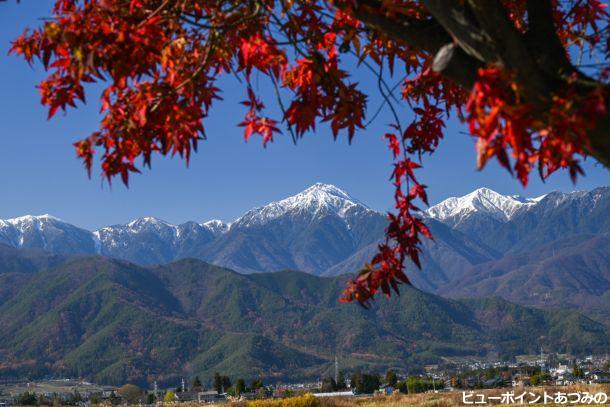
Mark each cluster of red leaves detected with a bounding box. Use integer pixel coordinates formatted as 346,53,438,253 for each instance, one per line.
555,0,610,48
466,66,606,185
282,30,367,140
401,68,466,153
11,0,221,184
239,87,280,146
8,0,610,306
340,69,464,307
340,134,431,306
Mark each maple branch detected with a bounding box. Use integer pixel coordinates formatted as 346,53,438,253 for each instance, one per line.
353,50,401,105
477,1,610,168
364,75,406,127
467,0,610,168
351,0,610,167
139,0,171,27
269,72,298,144
431,43,481,88
466,0,552,99
353,1,448,52
526,0,579,78
175,40,215,91
377,56,403,136
181,2,262,31
349,0,482,88
421,0,497,63
585,110,610,168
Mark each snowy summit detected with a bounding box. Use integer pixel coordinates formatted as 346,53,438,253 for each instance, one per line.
425,187,544,225
232,183,373,228
203,219,230,235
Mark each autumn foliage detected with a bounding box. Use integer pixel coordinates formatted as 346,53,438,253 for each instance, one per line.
9,0,610,306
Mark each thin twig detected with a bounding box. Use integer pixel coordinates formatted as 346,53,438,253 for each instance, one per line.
139,0,171,27
269,73,298,144
365,75,407,127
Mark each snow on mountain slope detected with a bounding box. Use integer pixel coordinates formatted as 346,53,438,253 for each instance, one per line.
232,183,376,229
424,187,610,256
425,187,542,225
1,215,64,244
199,183,389,274
0,214,96,254
96,216,229,243
203,219,230,235
1,185,606,275
95,217,178,249
94,217,221,265
0,184,370,263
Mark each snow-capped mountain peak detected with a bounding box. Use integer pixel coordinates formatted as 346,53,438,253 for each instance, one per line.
425,187,539,224
232,183,373,228
300,183,355,201
0,214,64,249
202,219,230,235
4,214,62,225
290,183,366,212
0,214,94,253
125,216,175,232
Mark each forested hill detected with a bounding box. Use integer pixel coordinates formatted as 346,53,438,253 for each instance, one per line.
0,254,607,386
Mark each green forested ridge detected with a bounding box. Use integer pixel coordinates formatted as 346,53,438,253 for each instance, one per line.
0,256,607,386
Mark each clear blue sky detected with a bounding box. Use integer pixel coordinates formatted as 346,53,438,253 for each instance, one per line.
0,1,608,230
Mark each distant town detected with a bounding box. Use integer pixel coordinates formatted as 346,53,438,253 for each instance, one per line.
1,353,608,406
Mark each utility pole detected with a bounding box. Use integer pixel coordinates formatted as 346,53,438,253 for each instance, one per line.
334,355,339,384
181,378,185,393
153,381,158,405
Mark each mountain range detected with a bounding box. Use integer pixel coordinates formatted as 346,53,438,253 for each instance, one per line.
0,184,387,273
1,183,608,318
0,251,607,386
0,183,609,385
